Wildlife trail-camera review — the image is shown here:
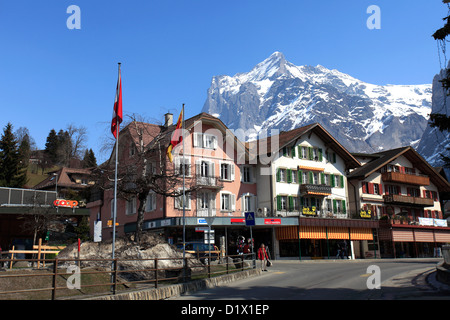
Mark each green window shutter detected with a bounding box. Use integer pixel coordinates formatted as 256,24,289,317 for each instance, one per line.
298,146,301,158
320,173,325,185
331,174,335,187
309,171,313,184
340,175,344,188
298,170,303,184
276,168,281,182
318,148,323,162
277,196,282,211
287,169,292,183
342,200,346,214
308,147,313,160
291,146,295,158
288,196,294,211
333,199,337,213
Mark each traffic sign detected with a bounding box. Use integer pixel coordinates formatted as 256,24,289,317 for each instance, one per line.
245,212,255,226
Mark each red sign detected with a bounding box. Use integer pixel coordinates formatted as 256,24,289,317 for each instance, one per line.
231,218,245,224
53,199,79,208
264,218,281,225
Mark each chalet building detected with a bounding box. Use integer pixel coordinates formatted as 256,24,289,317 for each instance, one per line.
250,123,379,259
34,167,95,205
348,147,450,258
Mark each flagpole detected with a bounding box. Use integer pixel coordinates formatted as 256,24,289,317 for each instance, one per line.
182,103,186,261
112,62,121,270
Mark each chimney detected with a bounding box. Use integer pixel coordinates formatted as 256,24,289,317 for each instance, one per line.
164,113,173,127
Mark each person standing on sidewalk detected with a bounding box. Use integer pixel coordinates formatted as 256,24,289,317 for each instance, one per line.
258,243,269,271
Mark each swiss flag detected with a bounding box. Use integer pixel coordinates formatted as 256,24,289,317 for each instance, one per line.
111,67,122,138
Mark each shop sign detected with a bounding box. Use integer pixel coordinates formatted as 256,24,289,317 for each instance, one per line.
197,218,207,225
231,218,245,224
264,218,281,225
360,210,372,219
54,199,78,208
302,206,317,216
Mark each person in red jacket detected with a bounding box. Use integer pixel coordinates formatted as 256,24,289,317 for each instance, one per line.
257,243,270,271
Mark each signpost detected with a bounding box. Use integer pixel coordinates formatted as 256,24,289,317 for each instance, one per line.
245,212,256,267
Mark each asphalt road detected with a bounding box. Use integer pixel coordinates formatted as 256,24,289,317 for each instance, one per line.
172,258,449,301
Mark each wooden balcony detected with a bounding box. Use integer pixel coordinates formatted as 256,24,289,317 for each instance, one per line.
299,184,332,196
381,171,429,186
383,194,434,207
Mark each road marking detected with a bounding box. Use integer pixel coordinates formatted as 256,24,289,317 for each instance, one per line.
360,273,372,277
272,271,285,274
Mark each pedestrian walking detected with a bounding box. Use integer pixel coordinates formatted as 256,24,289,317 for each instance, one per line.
257,243,270,271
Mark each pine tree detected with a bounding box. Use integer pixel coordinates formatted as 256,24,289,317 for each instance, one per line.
44,129,59,165
0,123,27,187
82,148,97,168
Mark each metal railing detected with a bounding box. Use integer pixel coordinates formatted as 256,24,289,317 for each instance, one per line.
0,253,255,300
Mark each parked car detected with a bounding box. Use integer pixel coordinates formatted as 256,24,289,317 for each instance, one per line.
176,242,220,263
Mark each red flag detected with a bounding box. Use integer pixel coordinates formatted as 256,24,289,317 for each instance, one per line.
111,67,122,138
167,109,183,162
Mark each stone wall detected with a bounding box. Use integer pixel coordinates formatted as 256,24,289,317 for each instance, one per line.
436,245,450,286
86,268,261,300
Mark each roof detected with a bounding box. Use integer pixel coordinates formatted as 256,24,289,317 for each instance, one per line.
347,146,450,192
247,122,361,169
33,167,93,190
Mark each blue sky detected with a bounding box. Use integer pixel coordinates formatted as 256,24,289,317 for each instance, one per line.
0,0,447,163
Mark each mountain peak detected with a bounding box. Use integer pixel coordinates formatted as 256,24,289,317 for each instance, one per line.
247,51,289,80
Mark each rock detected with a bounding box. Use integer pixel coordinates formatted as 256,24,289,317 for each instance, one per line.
57,232,204,282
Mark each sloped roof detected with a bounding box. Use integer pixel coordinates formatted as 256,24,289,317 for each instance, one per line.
33,167,92,190
247,123,360,169
348,146,450,192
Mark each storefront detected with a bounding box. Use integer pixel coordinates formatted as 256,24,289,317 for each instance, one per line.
132,216,299,259
276,218,379,259
378,221,450,258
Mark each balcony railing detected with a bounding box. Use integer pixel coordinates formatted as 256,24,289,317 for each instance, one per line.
195,175,223,189
299,184,332,196
381,171,430,186
383,194,434,207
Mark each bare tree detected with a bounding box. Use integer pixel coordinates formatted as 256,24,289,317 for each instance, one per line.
93,116,201,243
66,124,88,160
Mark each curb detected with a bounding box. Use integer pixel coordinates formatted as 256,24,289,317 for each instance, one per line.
83,268,261,300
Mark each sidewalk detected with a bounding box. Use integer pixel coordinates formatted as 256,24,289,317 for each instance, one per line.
375,267,450,300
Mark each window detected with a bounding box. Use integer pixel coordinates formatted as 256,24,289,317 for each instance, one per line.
302,171,308,184
277,196,288,211
243,194,256,212
289,196,299,211
220,162,235,181
220,192,235,212
193,132,217,149
291,170,297,183
276,168,287,182
387,185,400,195
145,192,156,212
175,191,191,209
242,166,254,183
325,199,332,212
198,191,211,209
126,197,136,215
300,146,308,159
174,157,191,176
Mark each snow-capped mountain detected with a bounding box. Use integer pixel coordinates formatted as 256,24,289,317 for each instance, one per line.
417,65,450,167
202,52,432,154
